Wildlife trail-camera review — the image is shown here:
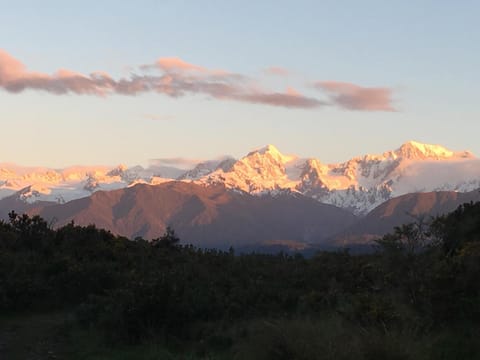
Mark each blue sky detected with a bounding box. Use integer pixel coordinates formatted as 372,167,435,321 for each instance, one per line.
1,0,479,167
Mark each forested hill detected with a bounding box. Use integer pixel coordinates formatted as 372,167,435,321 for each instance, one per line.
1,202,480,359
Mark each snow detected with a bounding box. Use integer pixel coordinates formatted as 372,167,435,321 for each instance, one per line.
195,141,480,214
178,156,235,180
1,141,479,215
0,164,175,204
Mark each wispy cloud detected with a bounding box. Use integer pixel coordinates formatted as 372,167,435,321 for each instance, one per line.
314,81,395,111
0,49,395,111
264,66,289,76
238,90,325,109
142,57,322,108
0,50,115,95
149,155,234,170
149,157,204,169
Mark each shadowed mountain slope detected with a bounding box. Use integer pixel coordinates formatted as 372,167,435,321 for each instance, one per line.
34,181,357,249
330,189,480,246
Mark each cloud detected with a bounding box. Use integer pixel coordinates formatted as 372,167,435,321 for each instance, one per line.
149,157,204,169
0,50,115,95
140,61,323,108
156,57,207,73
314,81,395,111
149,155,234,171
264,66,289,76
0,50,321,109
0,49,395,111
238,90,325,109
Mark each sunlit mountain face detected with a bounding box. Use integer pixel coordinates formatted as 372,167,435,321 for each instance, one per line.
1,141,479,215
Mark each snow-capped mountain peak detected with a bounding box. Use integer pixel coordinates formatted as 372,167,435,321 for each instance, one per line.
248,144,297,164
391,140,473,160
1,141,479,216
178,156,236,181
196,145,301,193
253,144,280,155
196,142,480,214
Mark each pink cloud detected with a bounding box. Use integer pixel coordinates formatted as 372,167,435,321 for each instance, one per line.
286,87,300,96
0,49,394,111
239,92,324,108
315,81,395,111
156,57,207,73
152,57,231,78
0,50,26,82
236,86,324,108
0,50,114,96
264,66,289,76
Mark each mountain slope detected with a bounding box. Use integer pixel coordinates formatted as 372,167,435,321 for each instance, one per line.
329,189,480,246
0,190,55,220
33,181,357,249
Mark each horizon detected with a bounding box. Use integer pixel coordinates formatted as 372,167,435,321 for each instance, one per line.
1,1,479,167
0,140,478,171
0,139,475,169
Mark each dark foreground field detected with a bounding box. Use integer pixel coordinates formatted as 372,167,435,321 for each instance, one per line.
2,203,480,359
3,311,479,359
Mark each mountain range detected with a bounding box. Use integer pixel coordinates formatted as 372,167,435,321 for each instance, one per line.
1,141,479,250
33,181,357,250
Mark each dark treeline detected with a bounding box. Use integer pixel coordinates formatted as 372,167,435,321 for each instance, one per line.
1,203,480,359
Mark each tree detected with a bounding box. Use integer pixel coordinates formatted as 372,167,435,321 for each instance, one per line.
375,215,432,256
152,226,180,248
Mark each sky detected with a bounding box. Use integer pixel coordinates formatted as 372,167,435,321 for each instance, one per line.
0,0,479,168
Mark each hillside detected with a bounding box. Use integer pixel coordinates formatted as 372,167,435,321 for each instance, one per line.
34,181,357,249
330,189,480,246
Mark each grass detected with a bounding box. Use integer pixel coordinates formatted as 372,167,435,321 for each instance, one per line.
2,311,480,360
0,310,240,359
0,311,178,360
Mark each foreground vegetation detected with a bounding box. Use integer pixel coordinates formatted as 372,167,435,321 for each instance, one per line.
1,202,480,359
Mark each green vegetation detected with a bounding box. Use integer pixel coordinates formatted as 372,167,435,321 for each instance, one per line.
1,202,480,359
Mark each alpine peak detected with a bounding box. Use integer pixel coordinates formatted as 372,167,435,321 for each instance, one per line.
256,144,280,154
247,144,296,164
392,141,473,160
1,141,479,216
248,144,282,158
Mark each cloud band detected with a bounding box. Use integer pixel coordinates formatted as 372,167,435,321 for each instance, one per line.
0,50,395,111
